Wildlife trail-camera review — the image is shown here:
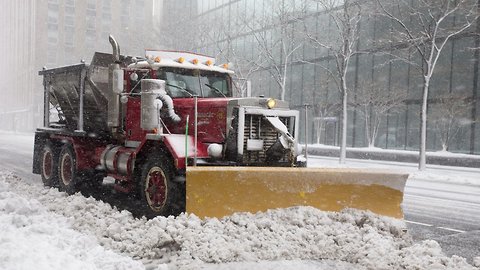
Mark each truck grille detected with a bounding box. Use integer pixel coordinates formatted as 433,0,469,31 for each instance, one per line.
242,114,291,164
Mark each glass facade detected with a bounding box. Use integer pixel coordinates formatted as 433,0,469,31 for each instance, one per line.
161,0,480,154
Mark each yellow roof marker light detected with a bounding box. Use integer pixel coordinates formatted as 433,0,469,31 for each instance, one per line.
136,50,235,74
145,55,155,65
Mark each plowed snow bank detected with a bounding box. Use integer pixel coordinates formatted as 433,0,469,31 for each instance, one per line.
1,171,477,270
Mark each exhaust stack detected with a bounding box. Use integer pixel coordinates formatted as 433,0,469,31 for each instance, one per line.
109,35,120,63
107,35,123,129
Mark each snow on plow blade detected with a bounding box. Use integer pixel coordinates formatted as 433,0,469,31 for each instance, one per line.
186,167,408,219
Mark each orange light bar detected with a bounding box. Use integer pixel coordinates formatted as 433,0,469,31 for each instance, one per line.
178,57,185,63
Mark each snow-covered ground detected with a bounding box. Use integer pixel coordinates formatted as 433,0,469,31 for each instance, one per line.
310,144,480,160
1,170,479,270
0,132,479,269
307,154,480,187
0,176,144,270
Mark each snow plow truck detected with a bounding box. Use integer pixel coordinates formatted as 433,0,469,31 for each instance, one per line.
32,36,408,219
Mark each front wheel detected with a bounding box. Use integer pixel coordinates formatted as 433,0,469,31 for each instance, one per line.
138,154,180,218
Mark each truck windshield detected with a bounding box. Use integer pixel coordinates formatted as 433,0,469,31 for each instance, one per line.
157,68,231,98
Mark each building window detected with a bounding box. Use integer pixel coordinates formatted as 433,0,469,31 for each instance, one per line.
47,3,58,11
47,23,58,31
64,46,75,64
47,0,59,45
47,16,57,24
65,15,74,26
47,49,57,65
103,0,111,11
64,26,74,46
86,17,95,30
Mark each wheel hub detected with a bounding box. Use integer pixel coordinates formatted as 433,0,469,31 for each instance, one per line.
145,167,167,211
42,151,52,179
61,154,73,185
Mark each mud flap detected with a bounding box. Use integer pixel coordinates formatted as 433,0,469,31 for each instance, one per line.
186,167,408,219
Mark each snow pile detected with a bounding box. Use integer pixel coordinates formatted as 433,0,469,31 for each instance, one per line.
1,171,478,270
0,175,144,270
202,259,361,270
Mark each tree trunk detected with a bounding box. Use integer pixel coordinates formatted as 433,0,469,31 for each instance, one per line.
340,89,348,164
364,106,371,147
370,116,381,148
419,76,429,171
316,121,323,144
280,81,286,101
441,144,447,152
281,57,288,100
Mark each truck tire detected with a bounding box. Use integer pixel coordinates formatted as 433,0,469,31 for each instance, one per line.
58,144,78,195
139,154,178,218
41,142,59,187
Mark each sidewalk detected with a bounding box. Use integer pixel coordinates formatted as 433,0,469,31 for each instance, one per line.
307,144,480,168
307,154,480,187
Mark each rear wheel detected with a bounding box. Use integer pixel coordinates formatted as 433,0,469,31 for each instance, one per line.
139,154,180,217
41,142,59,187
58,145,78,195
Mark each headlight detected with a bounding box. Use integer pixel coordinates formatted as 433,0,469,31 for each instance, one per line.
266,98,276,109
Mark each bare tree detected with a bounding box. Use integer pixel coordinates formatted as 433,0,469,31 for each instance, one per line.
155,11,199,51
313,100,341,144
430,94,474,151
210,32,264,97
353,81,407,148
244,0,308,100
157,8,260,97
377,0,478,170
304,0,363,163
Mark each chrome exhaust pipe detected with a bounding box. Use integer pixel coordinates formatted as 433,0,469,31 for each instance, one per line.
107,35,122,129
109,35,120,63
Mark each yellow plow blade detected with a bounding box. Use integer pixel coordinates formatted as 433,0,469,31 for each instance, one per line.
186,167,408,219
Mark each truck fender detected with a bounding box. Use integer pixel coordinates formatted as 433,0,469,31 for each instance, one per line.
134,140,175,176
160,134,209,170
